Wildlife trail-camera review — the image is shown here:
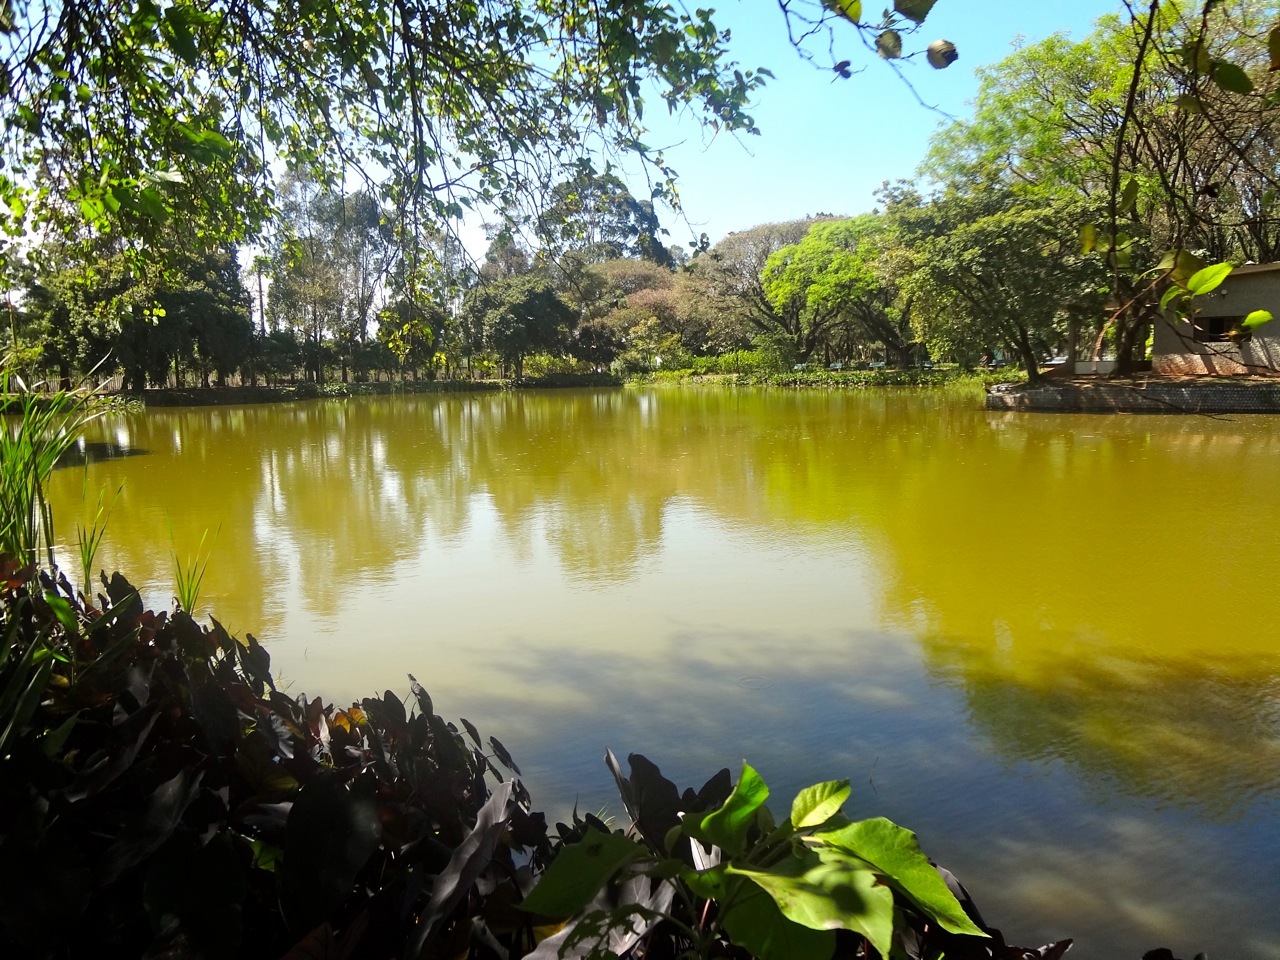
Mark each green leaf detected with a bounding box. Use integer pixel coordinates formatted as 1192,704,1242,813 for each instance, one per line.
1186,263,1233,296
1160,285,1184,312
1079,223,1096,254
719,875,836,960
688,761,769,857
1211,60,1254,95
1173,93,1204,113
876,30,903,60
519,828,645,917
1165,249,1207,283
1269,26,1280,72
162,4,199,66
1242,309,1274,331
40,710,80,757
822,0,862,23
728,848,895,958
1118,178,1139,215
43,591,78,633
817,818,987,937
893,0,936,23
790,780,850,829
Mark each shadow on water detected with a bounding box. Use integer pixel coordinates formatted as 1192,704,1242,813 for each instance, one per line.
54,439,150,469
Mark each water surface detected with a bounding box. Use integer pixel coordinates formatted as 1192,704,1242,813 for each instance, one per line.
50,386,1280,959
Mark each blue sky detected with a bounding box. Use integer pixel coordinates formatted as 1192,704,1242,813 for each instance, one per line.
634,0,1126,248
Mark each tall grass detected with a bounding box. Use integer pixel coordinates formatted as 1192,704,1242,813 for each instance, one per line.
168,517,220,615
0,361,108,567
75,473,122,597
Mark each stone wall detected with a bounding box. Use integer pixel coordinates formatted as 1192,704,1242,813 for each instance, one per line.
985,378,1280,413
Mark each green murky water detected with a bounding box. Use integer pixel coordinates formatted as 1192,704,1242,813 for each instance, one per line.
48,386,1280,959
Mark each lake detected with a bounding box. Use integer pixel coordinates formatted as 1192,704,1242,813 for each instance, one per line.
48,385,1280,959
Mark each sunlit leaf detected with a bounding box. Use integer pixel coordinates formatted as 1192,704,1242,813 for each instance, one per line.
687,761,768,857
818,818,987,937
1242,309,1274,331
1185,262,1233,295
719,876,836,960
1079,223,1096,254
1118,178,1139,215
728,848,895,958
822,0,862,23
790,779,849,829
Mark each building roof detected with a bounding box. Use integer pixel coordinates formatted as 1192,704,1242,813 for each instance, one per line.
1229,262,1280,276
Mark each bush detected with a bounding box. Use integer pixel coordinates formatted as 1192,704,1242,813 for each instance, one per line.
0,561,543,959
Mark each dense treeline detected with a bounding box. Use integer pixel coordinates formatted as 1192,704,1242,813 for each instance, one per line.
6,2,1280,388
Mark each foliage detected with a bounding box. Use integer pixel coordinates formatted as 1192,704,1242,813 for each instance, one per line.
168,520,220,615
898,191,1106,381
461,275,575,378
0,0,772,287
0,561,540,959
521,752,1071,960
537,170,676,277
762,215,920,368
267,173,397,385
0,363,108,566
920,1,1280,371
684,219,838,364
74,473,120,598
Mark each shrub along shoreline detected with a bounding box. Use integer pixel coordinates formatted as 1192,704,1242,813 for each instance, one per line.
110,369,1023,408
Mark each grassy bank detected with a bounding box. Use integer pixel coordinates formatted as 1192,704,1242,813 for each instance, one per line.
625,367,1029,390
123,373,624,407
102,369,1026,408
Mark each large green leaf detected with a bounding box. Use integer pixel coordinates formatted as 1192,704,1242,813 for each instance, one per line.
519,828,646,918
688,761,769,856
790,779,849,829
719,874,836,960
1185,263,1233,296
817,818,986,937
728,848,894,958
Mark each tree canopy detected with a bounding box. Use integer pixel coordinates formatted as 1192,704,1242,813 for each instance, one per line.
0,0,772,283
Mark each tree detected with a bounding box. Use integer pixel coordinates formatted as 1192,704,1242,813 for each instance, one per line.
158,247,253,387
538,169,675,277
267,173,392,384
686,218,837,364
921,1,1280,370
762,214,918,367
0,0,775,288
460,276,573,378
902,191,1106,381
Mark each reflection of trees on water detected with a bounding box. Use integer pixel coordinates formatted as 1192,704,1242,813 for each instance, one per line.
868,410,1280,818
49,389,1280,816
924,635,1280,818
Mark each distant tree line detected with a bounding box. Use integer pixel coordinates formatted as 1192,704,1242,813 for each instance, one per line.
7,2,1280,388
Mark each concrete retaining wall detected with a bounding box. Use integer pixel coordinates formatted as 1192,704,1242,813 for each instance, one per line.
985,379,1280,414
